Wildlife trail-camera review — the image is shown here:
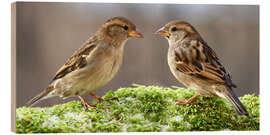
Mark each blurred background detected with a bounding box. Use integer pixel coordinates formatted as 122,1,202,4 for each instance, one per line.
15,2,259,107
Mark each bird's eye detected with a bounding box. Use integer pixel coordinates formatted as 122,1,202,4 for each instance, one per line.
171,27,177,32
123,25,129,30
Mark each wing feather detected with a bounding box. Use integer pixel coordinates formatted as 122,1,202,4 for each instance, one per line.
51,36,98,82
174,39,236,88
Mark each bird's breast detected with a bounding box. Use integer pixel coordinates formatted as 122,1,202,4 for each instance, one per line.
167,46,194,88
83,47,123,90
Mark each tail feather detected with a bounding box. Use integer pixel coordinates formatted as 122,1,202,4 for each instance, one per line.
25,86,54,107
223,88,248,116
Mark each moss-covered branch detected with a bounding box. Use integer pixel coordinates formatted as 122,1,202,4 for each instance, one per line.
16,84,259,133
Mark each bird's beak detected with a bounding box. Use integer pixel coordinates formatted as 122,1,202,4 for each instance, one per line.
128,30,144,38
155,27,169,37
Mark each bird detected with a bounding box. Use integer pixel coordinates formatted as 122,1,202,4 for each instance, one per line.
155,21,248,116
25,16,143,109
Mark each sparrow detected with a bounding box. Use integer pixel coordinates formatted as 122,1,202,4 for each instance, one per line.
155,21,248,116
25,16,143,109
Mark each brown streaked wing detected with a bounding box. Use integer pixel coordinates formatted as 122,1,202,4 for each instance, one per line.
51,36,98,82
174,39,233,86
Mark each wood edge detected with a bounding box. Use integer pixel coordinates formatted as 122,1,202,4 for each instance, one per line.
11,2,17,133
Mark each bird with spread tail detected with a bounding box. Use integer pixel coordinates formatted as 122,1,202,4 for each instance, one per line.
26,16,143,109
155,21,248,116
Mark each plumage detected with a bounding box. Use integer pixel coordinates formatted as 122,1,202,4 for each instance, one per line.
156,21,248,116
26,16,143,108
52,37,98,82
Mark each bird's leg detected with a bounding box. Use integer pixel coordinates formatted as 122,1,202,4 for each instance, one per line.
89,93,104,102
77,95,96,110
176,93,201,105
89,92,118,102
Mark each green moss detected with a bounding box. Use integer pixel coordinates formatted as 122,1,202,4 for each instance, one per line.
16,84,259,133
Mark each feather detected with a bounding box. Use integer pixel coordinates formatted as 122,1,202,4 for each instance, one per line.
174,39,235,87
51,37,98,82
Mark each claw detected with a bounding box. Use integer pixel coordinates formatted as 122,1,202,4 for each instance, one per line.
176,99,199,105
77,95,96,110
175,93,200,105
104,97,118,102
90,93,118,102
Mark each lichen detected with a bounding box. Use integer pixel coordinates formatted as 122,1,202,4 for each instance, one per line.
16,84,259,133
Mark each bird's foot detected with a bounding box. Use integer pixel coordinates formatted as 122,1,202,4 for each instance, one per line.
175,99,199,105
89,93,118,102
102,97,119,102
82,101,96,110
175,93,200,105
77,95,96,110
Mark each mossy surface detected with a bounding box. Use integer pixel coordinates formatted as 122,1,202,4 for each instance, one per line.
16,84,259,133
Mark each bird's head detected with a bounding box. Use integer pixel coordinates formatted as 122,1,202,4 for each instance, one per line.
155,21,200,42
98,16,143,45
